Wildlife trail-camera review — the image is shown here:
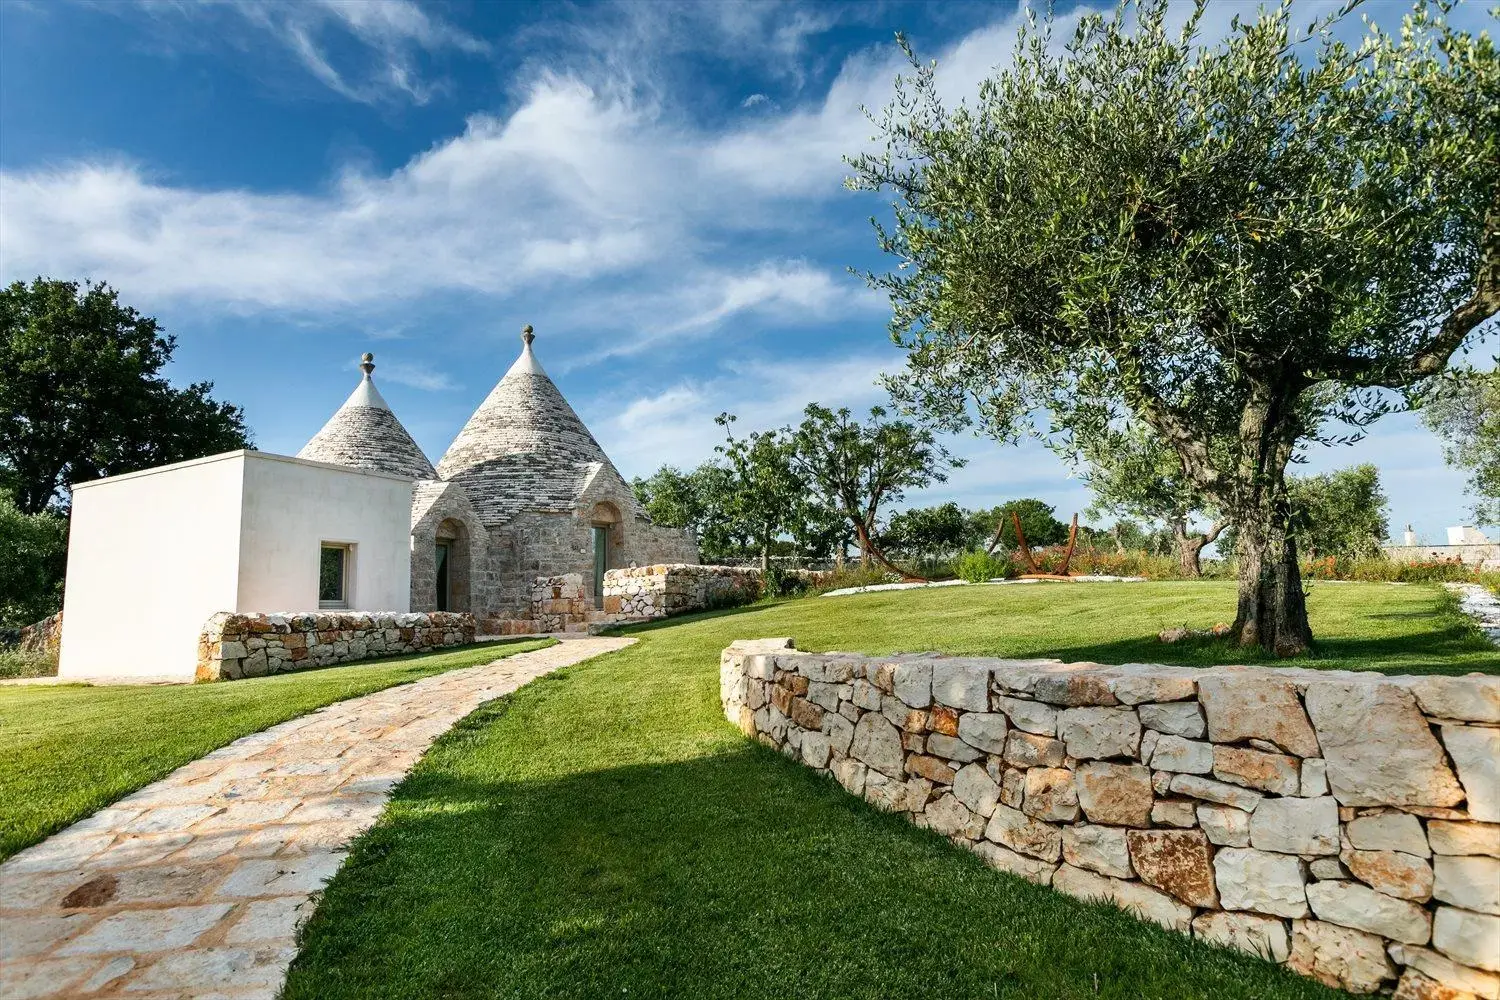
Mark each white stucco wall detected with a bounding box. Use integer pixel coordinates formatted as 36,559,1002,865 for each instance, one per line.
58,451,414,681
237,453,412,613
59,452,245,680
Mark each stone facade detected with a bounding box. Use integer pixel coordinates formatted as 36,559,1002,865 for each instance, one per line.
603,564,762,619
16,610,63,656
196,611,474,681
722,640,1500,999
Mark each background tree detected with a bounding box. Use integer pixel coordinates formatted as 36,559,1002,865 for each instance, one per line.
632,466,705,533
1287,464,1390,560
1421,368,1500,525
882,502,966,566
1080,423,1227,576
966,499,1070,553
1,278,252,513
787,403,958,574
0,491,68,627
851,1,1498,654
715,415,802,572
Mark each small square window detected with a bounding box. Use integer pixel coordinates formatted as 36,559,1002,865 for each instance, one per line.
319,544,350,608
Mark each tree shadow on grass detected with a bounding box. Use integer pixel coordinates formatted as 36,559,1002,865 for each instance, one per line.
284,725,1345,1000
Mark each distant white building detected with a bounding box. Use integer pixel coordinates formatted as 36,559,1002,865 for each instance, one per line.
1448,525,1492,545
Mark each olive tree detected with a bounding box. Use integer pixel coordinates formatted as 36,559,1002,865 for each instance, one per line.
1421,368,1500,525
850,0,1497,653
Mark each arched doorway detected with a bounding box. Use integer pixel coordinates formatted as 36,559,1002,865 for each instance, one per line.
588,502,622,606
435,517,470,612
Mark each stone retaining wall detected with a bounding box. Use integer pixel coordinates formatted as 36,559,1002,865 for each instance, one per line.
17,611,63,656
604,564,761,620
196,611,475,681
721,639,1500,998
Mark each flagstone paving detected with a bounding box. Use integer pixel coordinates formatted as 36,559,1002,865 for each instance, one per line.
0,636,634,1000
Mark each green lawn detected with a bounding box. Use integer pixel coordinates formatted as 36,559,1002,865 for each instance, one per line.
0,638,553,861
283,582,1494,1000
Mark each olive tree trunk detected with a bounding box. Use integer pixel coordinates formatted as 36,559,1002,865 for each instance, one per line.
1231,499,1312,656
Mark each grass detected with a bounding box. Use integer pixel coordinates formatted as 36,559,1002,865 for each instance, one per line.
282,581,1495,1000
0,638,553,862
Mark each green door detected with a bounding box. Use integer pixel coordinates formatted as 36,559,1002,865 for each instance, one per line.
592,526,608,605
435,542,451,612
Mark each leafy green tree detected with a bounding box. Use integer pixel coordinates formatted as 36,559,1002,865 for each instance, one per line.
968,499,1070,553
883,502,967,564
1,278,252,513
1287,464,1390,560
0,489,68,627
850,1,1498,653
1080,423,1227,576
1421,368,1500,525
715,415,802,572
632,466,704,531
787,404,958,574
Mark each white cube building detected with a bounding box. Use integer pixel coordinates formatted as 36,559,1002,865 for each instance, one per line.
58,451,413,681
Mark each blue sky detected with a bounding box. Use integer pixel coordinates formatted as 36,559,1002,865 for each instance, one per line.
1,0,1493,543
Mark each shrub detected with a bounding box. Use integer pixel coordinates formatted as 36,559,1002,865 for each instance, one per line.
762,565,811,598
955,550,1014,583
1302,555,1488,584
809,565,899,594
0,647,57,680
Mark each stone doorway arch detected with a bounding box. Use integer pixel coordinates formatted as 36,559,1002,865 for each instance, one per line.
434,517,471,613
588,501,622,606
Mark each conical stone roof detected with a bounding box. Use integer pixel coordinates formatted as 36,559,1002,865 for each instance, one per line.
297,354,437,480
437,327,640,526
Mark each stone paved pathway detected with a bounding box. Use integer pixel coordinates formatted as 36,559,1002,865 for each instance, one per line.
0,636,634,1000
1447,582,1500,646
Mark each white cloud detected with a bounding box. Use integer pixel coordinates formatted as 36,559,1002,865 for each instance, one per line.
375,361,461,392
149,0,489,106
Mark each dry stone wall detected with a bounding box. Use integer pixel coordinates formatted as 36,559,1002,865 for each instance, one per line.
196,611,474,681
603,564,761,620
721,639,1500,999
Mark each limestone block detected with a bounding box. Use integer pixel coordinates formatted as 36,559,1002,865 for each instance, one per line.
1299,758,1330,797
1150,736,1214,774
984,805,1063,862
1022,768,1080,823
1392,968,1477,1000
1192,911,1291,964
1151,799,1198,828
823,713,854,756
924,794,981,839
931,660,988,712
850,713,905,779
1001,768,1025,809
1215,847,1309,918
1033,672,1118,707
1051,864,1194,933
953,763,1000,818
1003,731,1066,769
1127,828,1219,907
1075,762,1154,827
894,661,932,709
1198,675,1320,757
801,732,831,769
1138,701,1206,738
851,679,882,711
907,755,956,785
790,697,825,731
1061,824,1133,880
929,705,960,737
1057,707,1141,760
995,696,1057,736
1168,774,1264,812
926,733,985,763
1434,856,1500,915
1199,804,1252,847
1304,681,1464,808
1442,726,1500,823
1412,675,1500,725
1213,745,1302,796
1288,919,1397,993
1108,667,1197,706
1250,796,1340,856
1392,944,1500,999
863,771,907,812
834,758,870,797
1306,879,1432,944
973,841,1058,886
1344,849,1434,901
1429,822,1500,859
1434,906,1500,972
1349,812,1432,856
807,681,842,712
956,712,1010,754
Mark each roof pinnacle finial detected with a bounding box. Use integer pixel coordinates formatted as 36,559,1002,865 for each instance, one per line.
359,352,375,378
521,324,535,348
